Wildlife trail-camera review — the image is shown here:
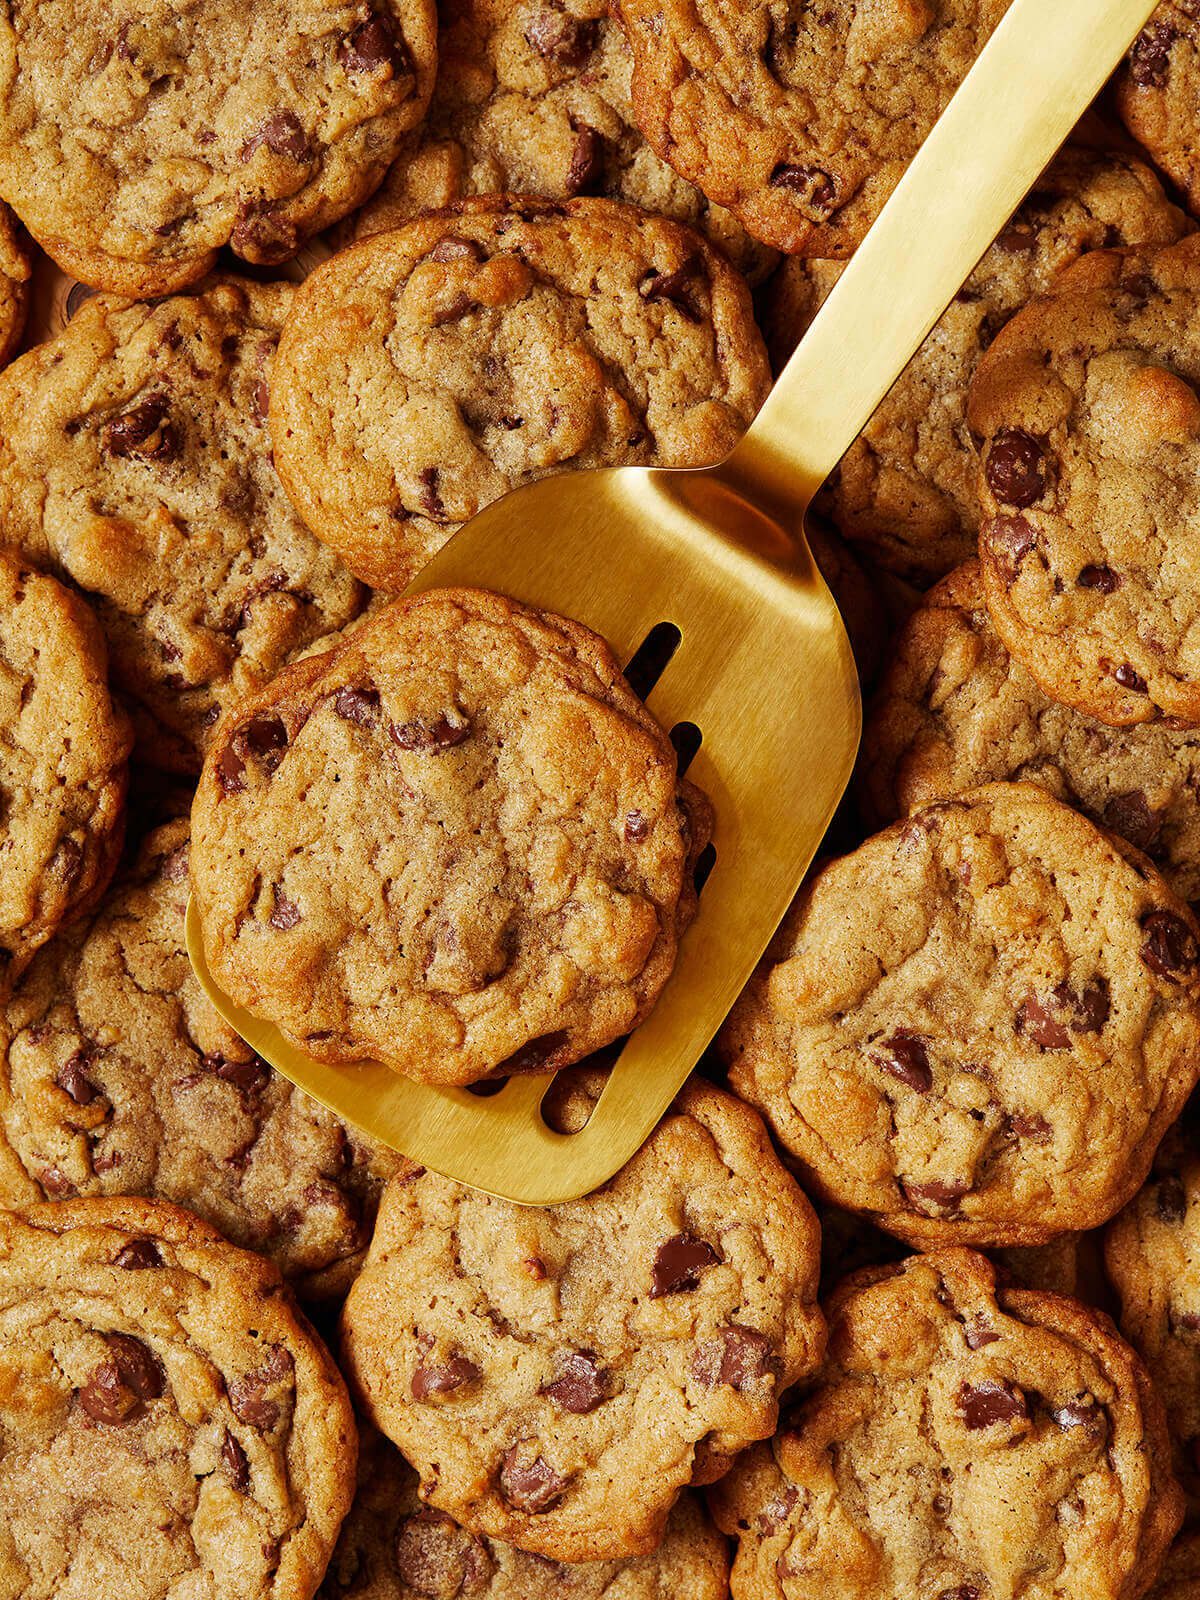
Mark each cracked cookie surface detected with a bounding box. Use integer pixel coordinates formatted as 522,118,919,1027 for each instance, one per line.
191,588,709,1087
271,195,770,590
339,1074,824,1561
970,235,1200,727
0,0,437,296
0,1195,356,1600
861,561,1200,904
615,0,1008,256
710,1248,1182,1600
764,148,1189,584
0,818,404,1300
0,550,131,989
0,277,366,771
720,781,1200,1246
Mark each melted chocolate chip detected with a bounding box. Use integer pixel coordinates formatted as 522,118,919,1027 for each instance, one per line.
984,514,1037,579
79,1334,165,1425
903,1178,970,1211
1103,791,1161,853
565,122,603,195
390,713,471,752
543,1351,608,1413
241,110,312,164
412,1355,482,1402
56,1051,99,1105
524,5,597,65
340,12,410,74
1007,1110,1052,1143
640,259,705,323
334,686,381,726
222,714,288,792
231,205,300,264
691,1325,773,1391
204,1051,271,1095
1078,563,1121,594
769,163,837,217
217,743,247,796
959,1379,1028,1430
222,1428,250,1493
228,1345,294,1430
986,430,1047,507
1016,994,1070,1050
1130,21,1178,85
269,889,302,931
756,1485,799,1533
417,465,446,520
1052,1399,1106,1440
870,1030,933,1093
394,1509,494,1592
499,1450,568,1513
938,1589,981,1600
101,394,180,462
430,235,486,265
1141,910,1200,980
624,809,651,842
115,1239,162,1270
650,1233,721,1297
963,1320,999,1350
1114,663,1148,693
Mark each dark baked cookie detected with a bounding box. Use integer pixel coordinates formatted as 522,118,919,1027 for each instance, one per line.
861,561,1200,904
970,235,1200,727
1148,1538,1200,1600
0,277,366,770
318,1420,731,1598
1118,9,1200,220
720,781,1200,1246
271,196,771,590
0,818,404,1299
763,149,1189,584
710,1248,1183,1600
0,1195,356,1600
615,0,1008,255
0,200,30,367
0,550,131,989
191,588,709,1088
353,0,775,284
340,1074,825,1561
0,0,437,296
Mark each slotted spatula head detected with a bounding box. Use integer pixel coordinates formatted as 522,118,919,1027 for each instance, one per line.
188,0,1162,1203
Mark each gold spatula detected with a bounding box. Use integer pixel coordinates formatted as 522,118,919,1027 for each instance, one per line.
188,0,1160,1204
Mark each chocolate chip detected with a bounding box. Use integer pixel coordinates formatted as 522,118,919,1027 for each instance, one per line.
204,1051,271,1095
691,1325,773,1391
1016,994,1070,1050
650,1233,721,1297
870,1030,933,1093
161,844,190,882
340,12,410,75
269,889,302,931
412,1355,481,1401
231,205,300,264
996,226,1037,255
430,235,486,265
222,1429,250,1493
1141,910,1200,980
101,394,180,462
241,110,312,164
394,1509,494,1593
39,1166,74,1198
224,714,288,788
1115,663,1148,693
1007,1110,1052,1143
986,430,1047,507
430,291,476,328
769,163,837,218
228,1345,293,1430
54,837,84,893
543,1351,608,1413
958,1379,1028,1430
640,259,705,323
984,514,1037,579
938,1589,981,1600
1103,791,1161,854
416,465,446,521
497,1029,572,1075
499,1450,568,1513
79,1334,165,1425
1053,1399,1106,1440
334,686,380,726
524,5,597,65
756,1485,799,1533
1130,21,1178,86
903,1178,970,1211
56,1051,99,1105
1158,1174,1188,1223
115,1239,162,1270
390,713,471,752
1078,563,1121,594
565,122,603,195
963,1320,999,1350
624,809,651,842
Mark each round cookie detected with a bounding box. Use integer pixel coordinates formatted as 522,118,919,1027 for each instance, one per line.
353,0,775,284
191,588,709,1087
0,818,404,1300
970,235,1200,727
340,1073,825,1562
0,1195,356,1600
318,1421,731,1598
0,201,30,367
0,277,366,771
861,561,1200,904
271,196,771,591
709,1248,1183,1600
720,781,1200,1247
1118,9,1200,220
762,148,1189,584
0,550,131,989
0,0,437,296
614,0,1008,256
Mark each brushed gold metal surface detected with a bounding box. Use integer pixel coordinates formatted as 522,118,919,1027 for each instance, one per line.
187,0,1160,1204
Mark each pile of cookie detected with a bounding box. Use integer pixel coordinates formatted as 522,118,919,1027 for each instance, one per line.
4,2,1200,1597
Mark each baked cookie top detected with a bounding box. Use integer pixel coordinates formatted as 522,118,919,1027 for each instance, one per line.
0,0,437,296
1147,1536,1200,1600
0,200,30,367
970,235,1200,727
1118,9,1200,219
861,561,1200,904
0,818,404,1300
0,277,365,771
0,550,131,989
763,148,1189,584
340,1074,824,1562
353,0,775,283
614,0,1008,256
710,1248,1182,1600
720,781,1200,1246
0,1195,356,1600
191,588,708,1087
317,1421,730,1598
271,195,771,590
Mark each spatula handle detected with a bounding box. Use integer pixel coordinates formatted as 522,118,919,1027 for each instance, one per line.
725,0,1161,521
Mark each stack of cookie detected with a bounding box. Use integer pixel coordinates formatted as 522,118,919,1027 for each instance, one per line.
4,2,1200,1597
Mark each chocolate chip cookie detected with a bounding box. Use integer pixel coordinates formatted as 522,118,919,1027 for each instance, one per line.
0,550,132,991
0,201,30,367
318,1420,731,1598
970,235,1200,727
720,781,1200,1247
710,1248,1183,1600
271,196,771,590
1118,9,1200,220
339,1073,825,1561
0,1,437,296
1149,1538,1200,1600
0,277,366,771
353,0,776,284
0,818,404,1299
763,148,1189,584
0,1195,356,1600
191,588,710,1087
861,561,1200,904
615,0,1008,256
